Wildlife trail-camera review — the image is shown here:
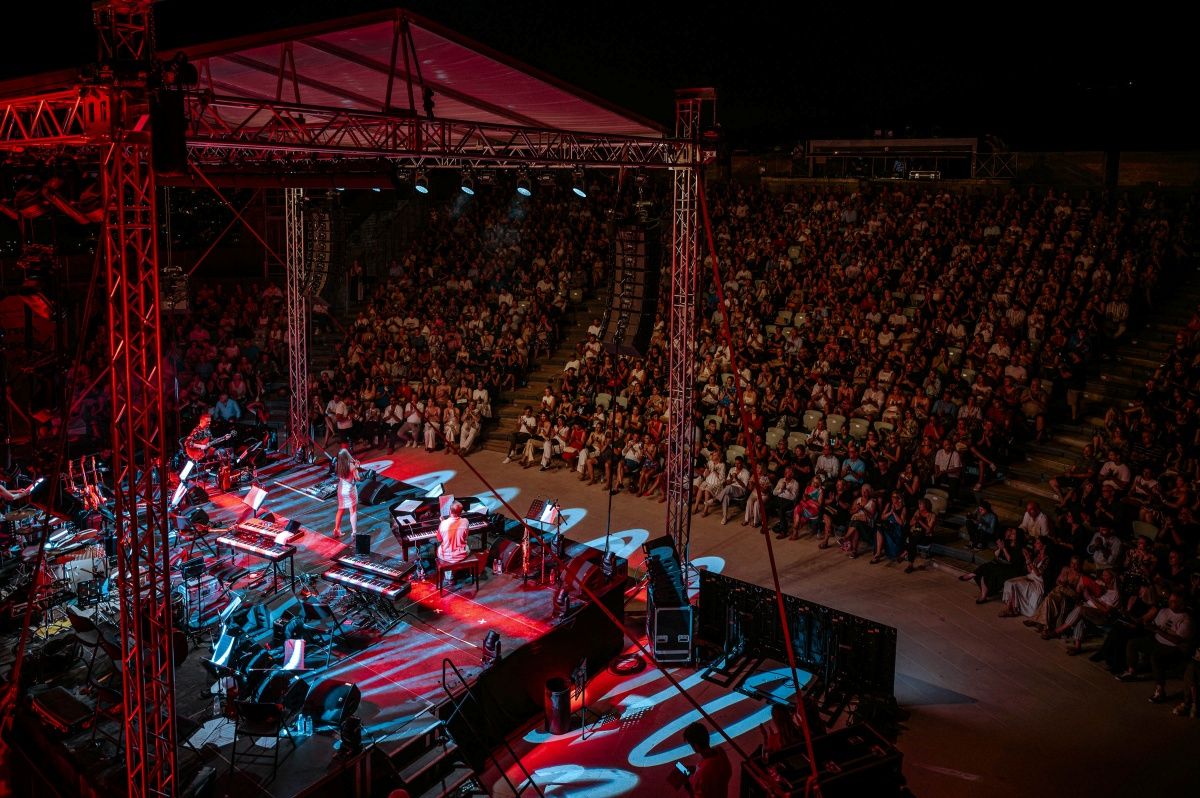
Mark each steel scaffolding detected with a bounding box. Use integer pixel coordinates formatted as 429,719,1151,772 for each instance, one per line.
664,90,708,562
285,187,309,455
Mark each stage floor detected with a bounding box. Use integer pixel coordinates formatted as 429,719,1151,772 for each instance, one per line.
238,443,1199,798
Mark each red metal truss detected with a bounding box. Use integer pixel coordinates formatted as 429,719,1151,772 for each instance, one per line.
103,131,178,798
186,95,679,168
664,91,707,561
0,89,97,149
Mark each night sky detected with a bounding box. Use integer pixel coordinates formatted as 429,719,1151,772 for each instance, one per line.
1,0,1191,151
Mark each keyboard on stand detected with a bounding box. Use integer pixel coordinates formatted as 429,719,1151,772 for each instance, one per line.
391,512,494,561
322,554,415,627
237,516,304,542
216,530,296,593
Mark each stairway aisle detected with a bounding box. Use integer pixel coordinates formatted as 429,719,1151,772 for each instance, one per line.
482,295,610,453
934,261,1200,565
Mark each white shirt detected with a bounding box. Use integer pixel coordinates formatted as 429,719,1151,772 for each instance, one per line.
1153,607,1193,649
1019,510,1050,539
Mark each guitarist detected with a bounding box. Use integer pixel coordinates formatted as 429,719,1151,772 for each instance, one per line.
185,412,217,461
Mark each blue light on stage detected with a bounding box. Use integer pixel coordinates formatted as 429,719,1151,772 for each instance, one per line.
510,765,639,798
475,486,521,513
516,185,532,197
461,185,475,196
414,183,429,194
572,186,587,198
580,528,649,561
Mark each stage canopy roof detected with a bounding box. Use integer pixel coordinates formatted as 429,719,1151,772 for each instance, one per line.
0,8,666,140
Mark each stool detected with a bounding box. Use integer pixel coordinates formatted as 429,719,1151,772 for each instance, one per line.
437,552,485,594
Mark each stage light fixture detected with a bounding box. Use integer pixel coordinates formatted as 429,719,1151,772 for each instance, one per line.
481,629,502,669
602,550,617,579
571,168,587,198
414,171,429,194
536,172,557,187
516,171,532,197
552,587,571,621
460,171,475,196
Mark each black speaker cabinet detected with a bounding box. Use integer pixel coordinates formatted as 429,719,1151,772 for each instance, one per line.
359,476,401,506
741,723,906,797
488,537,523,574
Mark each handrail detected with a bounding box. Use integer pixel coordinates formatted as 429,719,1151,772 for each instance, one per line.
440,657,544,798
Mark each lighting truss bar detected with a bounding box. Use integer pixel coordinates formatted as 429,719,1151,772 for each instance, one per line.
184,95,681,168
664,91,704,563
285,187,309,455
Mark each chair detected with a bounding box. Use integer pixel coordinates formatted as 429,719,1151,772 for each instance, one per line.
765,324,777,336
615,395,630,409
704,414,722,430
873,421,895,435
960,369,976,385
765,427,786,450
848,418,870,440
594,393,612,411
438,552,486,594
775,310,793,326
802,410,823,432
719,372,735,388
924,488,949,515
230,700,295,784
910,293,926,305
725,445,746,465
825,414,846,436
903,306,917,320
947,346,963,365
787,431,809,450
891,291,906,304
66,606,113,684
569,288,584,304
794,313,808,327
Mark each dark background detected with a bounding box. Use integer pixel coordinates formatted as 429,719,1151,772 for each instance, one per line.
0,0,1192,151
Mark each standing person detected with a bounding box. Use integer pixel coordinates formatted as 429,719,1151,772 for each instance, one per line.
436,501,470,567
332,448,359,538
674,722,731,798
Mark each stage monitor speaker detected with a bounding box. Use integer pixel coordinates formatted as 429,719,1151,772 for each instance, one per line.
355,532,372,556
488,537,522,574
562,548,605,595
186,507,210,528
359,476,401,507
302,680,361,730
597,223,662,357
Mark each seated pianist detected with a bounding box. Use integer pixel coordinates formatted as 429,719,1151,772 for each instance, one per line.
437,502,470,565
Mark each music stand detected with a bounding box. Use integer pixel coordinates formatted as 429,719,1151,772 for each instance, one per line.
571,657,604,739
521,497,552,583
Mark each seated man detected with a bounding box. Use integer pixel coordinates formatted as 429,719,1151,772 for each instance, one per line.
814,444,840,482
931,438,963,494
436,502,470,566
1048,443,1098,502
766,466,800,536
1118,589,1194,704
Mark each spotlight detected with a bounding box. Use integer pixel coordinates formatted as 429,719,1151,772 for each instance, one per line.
481,630,501,669
571,168,587,198
515,171,532,197
536,172,557,187
414,171,429,194
390,166,411,191
460,171,475,196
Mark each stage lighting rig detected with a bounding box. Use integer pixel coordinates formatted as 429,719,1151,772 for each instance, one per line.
481,629,502,669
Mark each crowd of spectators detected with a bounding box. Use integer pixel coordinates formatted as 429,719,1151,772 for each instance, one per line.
309,189,609,455
971,301,1200,711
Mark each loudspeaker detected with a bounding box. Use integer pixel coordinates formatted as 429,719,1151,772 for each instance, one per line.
562,548,605,594
355,532,372,556
186,507,210,528
303,680,361,730
596,223,662,356
488,537,522,574
150,89,189,176
359,476,401,507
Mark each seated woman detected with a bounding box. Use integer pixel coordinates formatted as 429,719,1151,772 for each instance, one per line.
871,490,908,564
1028,554,1084,639
840,485,877,559
964,527,1027,603
899,497,938,573
999,537,1050,618
790,476,825,539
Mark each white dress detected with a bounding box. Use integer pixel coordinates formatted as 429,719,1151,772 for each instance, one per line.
337,469,358,510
